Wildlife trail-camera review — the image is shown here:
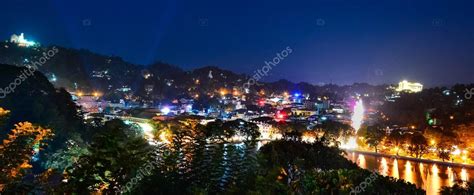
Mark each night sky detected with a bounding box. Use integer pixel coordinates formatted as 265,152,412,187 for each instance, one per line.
1,0,474,86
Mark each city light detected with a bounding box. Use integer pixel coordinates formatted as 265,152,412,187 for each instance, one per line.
137,122,155,144
276,111,287,120
161,107,171,115
220,89,227,96
452,146,461,155
340,137,357,149
159,130,172,144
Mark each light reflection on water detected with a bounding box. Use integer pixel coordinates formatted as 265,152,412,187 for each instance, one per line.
346,152,474,195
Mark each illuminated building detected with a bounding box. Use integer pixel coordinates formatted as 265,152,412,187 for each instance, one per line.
396,80,423,93
10,33,37,47
75,94,105,113
291,108,317,118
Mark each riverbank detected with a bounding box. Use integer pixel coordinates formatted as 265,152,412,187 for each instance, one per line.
344,149,474,169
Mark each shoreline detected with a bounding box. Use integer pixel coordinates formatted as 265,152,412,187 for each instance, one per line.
344,149,474,169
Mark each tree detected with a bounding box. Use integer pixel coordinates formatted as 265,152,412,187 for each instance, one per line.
441,180,474,195
276,122,305,141
319,120,354,140
387,129,406,155
359,125,385,153
0,122,52,192
223,119,260,141
0,108,9,127
436,142,453,162
65,119,155,194
407,133,429,158
256,139,424,194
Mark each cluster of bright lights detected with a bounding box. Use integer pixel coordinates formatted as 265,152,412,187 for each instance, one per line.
159,130,172,144
137,122,156,144
340,137,358,149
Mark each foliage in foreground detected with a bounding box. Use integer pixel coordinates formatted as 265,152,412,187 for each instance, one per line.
1,114,425,194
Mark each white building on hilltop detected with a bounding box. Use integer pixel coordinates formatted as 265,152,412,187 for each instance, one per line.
10,33,37,47
396,80,423,93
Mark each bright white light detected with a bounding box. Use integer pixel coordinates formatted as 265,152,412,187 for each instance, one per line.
11,33,36,47
341,99,365,150
351,99,364,132
340,137,357,149
161,107,171,115
452,148,461,155
137,122,155,143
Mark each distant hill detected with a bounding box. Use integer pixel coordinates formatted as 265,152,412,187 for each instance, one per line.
0,64,86,151
0,42,385,102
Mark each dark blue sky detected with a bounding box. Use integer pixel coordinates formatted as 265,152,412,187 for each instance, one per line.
1,0,474,86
